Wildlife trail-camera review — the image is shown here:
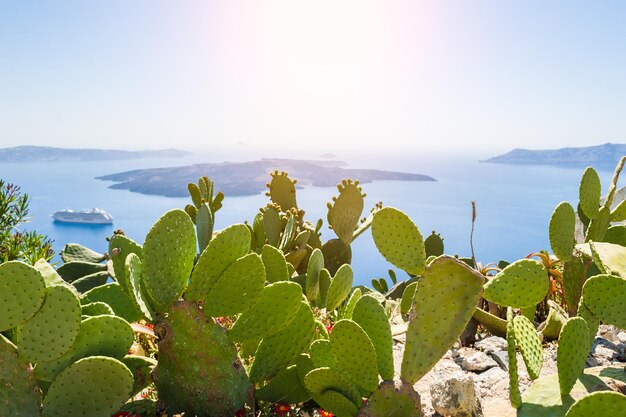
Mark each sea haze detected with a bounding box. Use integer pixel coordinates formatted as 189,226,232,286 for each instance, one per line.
0,151,615,286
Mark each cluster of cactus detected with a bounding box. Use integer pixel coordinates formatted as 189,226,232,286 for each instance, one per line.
2,158,626,417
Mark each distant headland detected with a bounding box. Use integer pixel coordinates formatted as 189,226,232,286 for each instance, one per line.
97,158,435,197
0,145,191,162
483,143,626,168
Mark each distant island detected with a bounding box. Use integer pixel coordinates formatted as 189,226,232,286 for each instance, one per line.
97,158,435,197
483,143,626,168
0,146,191,162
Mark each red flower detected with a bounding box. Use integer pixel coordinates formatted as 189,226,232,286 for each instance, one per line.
320,410,334,417
274,403,292,415
325,323,333,334
235,409,246,417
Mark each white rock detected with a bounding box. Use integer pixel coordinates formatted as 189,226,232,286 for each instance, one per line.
460,351,499,372
475,336,508,354
430,371,484,417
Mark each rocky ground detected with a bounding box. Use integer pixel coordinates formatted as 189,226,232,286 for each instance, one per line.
391,325,626,417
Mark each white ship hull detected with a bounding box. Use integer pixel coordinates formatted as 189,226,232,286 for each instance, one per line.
52,208,113,224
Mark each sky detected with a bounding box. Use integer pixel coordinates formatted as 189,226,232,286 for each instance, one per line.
1,1,626,156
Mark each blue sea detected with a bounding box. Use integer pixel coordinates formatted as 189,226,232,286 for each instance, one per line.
1,150,617,287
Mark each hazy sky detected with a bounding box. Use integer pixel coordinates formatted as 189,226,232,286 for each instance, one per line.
1,1,625,155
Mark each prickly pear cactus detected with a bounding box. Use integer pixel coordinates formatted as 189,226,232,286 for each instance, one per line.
108,233,142,293
483,259,549,308
331,319,379,393
357,380,422,417
266,171,298,211
579,166,601,220
582,274,626,329
549,202,576,261
565,391,626,417
0,334,41,416
327,179,365,245
0,261,46,332
557,317,590,397
507,308,522,409
513,315,543,380
142,209,196,312
401,256,484,384
371,207,426,276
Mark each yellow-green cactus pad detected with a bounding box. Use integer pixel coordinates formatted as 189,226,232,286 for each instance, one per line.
60,243,106,263
579,166,601,220
310,339,335,368
255,364,311,404
125,253,154,321
34,314,134,382
330,319,379,393
483,259,549,308
549,202,576,261
18,284,81,363
71,271,109,293
352,294,394,381
304,367,362,407
204,253,265,317
317,268,332,308
357,380,422,417
82,282,142,323
81,301,113,316
186,223,250,302
56,261,107,283
582,274,626,328
586,241,626,277
611,199,626,221
401,256,484,385
0,334,41,416
108,234,142,293
565,391,626,417
42,356,133,417
316,390,360,417
325,264,354,312
306,248,325,303
424,231,444,258
327,179,364,245
230,281,302,342
585,206,611,242
262,244,290,282
513,315,543,380
342,288,362,319
562,257,586,316
507,308,521,408
249,301,315,383
576,299,600,347
557,317,590,397
267,171,298,211
34,259,67,288
142,209,196,312
371,207,426,276
400,281,418,316
0,261,46,331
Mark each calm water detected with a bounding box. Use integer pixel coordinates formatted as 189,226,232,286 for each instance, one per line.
1,151,616,287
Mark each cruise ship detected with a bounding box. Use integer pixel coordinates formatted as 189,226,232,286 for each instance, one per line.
52,208,114,224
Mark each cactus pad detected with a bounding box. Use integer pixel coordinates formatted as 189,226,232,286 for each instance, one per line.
249,301,315,383
262,244,290,282
325,264,354,312
186,223,251,302
342,288,362,319
125,253,155,321
586,241,626,278
321,238,352,276
108,234,142,293
310,339,335,368
513,315,543,380
557,317,590,397
154,301,251,417
121,355,157,397
352,294,394,381
204,253,265,317
262,205,282,247
56,261,107,283
255,365,311,404
424,231,444,258
483,259,549,308
565,391,626,417
42,356,133,417
82,282,142,323
330,319,379,393
356,380,422,417
579,166,601,219
71,271,109,293
371,207,426,276
34,314,134,381
81,301,113,316
0,334,41,416
576,299,600,347
304,367,362,407
507,308,521,408
230,281,302,342
306,248,324,303
586,206,611,242
142,209,196,312
60,243,106,263
267,171,297,211
562,257,586,316
400,281,418,315
401,256,484,385
581,274,626,329
317,268,332,307
33,259,67,288
549,202,576,261
18,284,81,363
327,179,364,245
0,261,46,331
